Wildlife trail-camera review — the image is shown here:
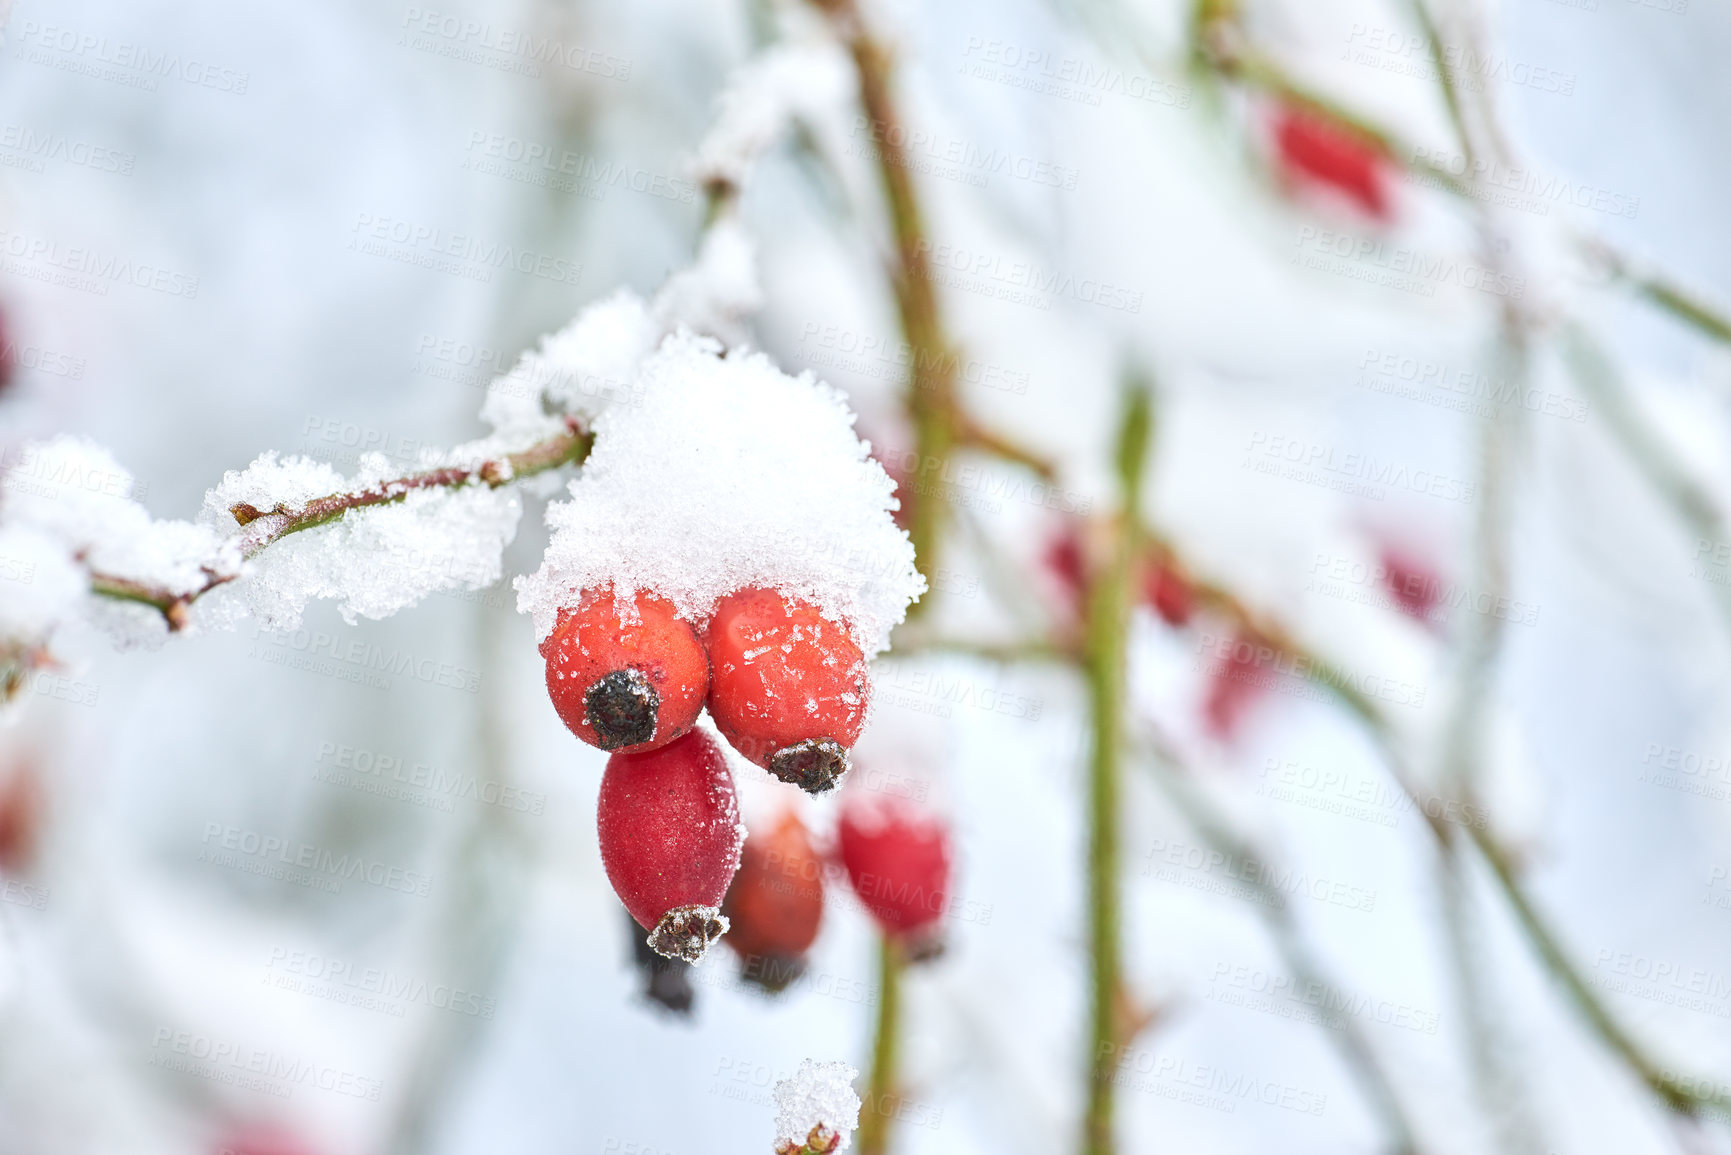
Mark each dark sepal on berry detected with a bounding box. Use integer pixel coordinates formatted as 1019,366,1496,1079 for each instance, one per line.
768,738,849,794
584,668,659,750
648,904,728,963
628,907,695,1015
775,1125,843,1155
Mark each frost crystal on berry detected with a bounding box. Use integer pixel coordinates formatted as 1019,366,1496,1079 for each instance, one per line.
772,1059,860,1153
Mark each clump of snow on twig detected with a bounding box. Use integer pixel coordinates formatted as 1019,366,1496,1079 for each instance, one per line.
692,41,853,192
197,450,525,631
773,1059,861,1152
480,216,763,444
1,437,236,644
0,524,87,641
517,332,924,657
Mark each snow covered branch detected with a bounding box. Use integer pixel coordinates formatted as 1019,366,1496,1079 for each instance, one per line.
84,419,592,632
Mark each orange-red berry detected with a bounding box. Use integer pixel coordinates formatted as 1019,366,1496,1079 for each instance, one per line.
598,729,743,961
706,588,868,794
542,587,709,754
722,809,825,990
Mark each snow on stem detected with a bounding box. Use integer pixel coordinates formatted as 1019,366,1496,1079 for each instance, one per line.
88,419,591,632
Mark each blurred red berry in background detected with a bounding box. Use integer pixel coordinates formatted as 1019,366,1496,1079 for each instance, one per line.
1202,629,1273,741
1273,103,1392,220
0,307,15,398
838,791,952,942
0,764,41,876
213,1122,318,1155
1140,555,1194,627
1041,519,1087,623
723,808,825,992
1379,544,1444,627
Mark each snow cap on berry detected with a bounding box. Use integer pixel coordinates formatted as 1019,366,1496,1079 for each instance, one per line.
773,1059,861,1153
518,333,924,658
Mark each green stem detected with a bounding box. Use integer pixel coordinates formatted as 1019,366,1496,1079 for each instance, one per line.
858,934,904,1155
1082,384,1152,1155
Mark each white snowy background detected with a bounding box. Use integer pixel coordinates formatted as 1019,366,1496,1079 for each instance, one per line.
2,0,1730,1153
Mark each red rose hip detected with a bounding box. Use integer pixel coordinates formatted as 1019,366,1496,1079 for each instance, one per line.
838,792,952,940
1272,102,1391,220
706,587,869,794
599,729,744,961
722,809,825,990
543,587,709,754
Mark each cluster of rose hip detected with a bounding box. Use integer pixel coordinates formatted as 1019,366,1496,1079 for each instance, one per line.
544,585,951,968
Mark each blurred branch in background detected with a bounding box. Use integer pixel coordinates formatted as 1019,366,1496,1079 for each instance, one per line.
810,0,1055,607
1131,722,1428,1155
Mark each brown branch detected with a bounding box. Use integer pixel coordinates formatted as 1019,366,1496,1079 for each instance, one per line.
87,420,593,632
811,0,1057,608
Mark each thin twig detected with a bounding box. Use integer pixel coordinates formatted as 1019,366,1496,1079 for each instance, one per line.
85,420,592,632
1132,724,1426,1155
856,934,904,1155
1190,15,1731,347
